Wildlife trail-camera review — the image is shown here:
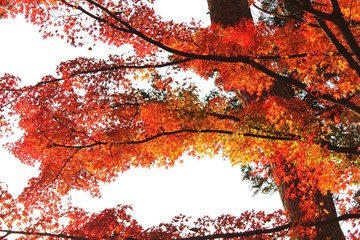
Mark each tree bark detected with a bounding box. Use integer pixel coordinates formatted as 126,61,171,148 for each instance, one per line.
207,0,251,26
206,0,345,239
275,161,345,239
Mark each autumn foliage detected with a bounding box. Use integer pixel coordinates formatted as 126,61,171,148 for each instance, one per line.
0,0,360,239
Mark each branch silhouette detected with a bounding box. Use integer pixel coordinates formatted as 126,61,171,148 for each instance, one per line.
1,213,359,239
178,213,360,240
59,0,359,114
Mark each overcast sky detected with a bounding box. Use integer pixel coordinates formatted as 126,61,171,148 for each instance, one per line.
0,0,283,228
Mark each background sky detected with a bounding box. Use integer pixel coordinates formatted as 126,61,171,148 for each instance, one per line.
0,0,283,229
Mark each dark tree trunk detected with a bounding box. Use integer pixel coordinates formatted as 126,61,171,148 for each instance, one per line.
206,0,345,239
207,0,251,26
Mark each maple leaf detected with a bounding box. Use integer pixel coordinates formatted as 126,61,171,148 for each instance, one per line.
333,93,341,100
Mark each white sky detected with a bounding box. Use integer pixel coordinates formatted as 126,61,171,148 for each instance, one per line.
0,0,283,230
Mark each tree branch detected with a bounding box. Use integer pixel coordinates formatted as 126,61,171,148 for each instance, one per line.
315,17,360,76
16,0,351,117
329,0,360,62
293,0,360,63
207,112,360,154
52,148,81,183
320,139,360,155
252,4,323,28
0,229,87,240
113,129,297,145
291,0,333,21
178,213,360,240
71,58,192,76
247,60,360,114
206,112,241,122
50,141,107,149
35,58,193,86
82,0,359,114
5,213,356,239
42,125,358,154
1,213,359,240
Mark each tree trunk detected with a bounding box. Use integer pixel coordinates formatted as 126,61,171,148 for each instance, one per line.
275,161,345,239
207,0,251,26
206,0,345,239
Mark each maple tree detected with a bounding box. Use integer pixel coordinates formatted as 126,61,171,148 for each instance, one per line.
1,0,360,239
